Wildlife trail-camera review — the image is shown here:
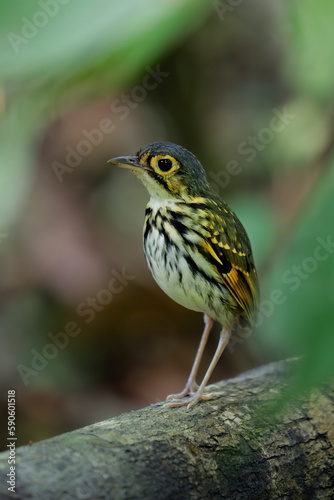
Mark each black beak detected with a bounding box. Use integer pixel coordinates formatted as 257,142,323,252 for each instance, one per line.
107,155,142,171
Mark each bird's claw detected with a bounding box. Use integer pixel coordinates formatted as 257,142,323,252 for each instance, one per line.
166,383,199,401
164,391,216,409
166,382,219,402
203,383,220,391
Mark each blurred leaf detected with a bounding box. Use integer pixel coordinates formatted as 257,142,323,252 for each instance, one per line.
0,98,43,229
0,0,210,86
265,98,330,169
0,0,210,231
286,0,334,100
259,155,334,387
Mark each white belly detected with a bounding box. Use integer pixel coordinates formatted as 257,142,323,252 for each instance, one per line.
143,219,231,325
145,227,202,311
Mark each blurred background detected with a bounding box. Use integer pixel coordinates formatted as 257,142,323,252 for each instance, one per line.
1,0,334,448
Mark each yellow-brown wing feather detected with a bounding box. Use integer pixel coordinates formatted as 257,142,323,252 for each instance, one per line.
203,207,259,326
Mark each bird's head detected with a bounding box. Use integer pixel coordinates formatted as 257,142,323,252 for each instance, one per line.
108,141,211,201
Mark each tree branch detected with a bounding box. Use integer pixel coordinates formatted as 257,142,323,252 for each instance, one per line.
1,359,333,499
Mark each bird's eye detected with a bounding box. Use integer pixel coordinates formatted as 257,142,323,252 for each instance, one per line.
150,155,180,176
157,158,173,172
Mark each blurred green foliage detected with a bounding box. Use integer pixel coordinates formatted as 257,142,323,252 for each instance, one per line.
0,0,334,444
286,0,334,100
0,0,210,227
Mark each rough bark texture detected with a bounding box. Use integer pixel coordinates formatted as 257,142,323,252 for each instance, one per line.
0,359,333,499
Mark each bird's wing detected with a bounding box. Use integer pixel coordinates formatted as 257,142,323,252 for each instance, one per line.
202,207,259,326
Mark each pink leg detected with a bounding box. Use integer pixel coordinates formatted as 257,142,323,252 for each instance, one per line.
166,327,231,409
166,314,214,401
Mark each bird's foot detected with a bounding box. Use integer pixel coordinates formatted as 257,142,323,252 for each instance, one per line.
166,382,199,401
166,382,219,402
164,389,216,410
203,383,220,392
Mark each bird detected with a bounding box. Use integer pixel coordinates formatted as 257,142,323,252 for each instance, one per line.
108,141,259,409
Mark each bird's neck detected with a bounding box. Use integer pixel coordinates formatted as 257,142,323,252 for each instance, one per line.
147,194,211,213
147,196,179,213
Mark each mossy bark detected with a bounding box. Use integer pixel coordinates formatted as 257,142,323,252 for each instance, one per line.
0,359,333,499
